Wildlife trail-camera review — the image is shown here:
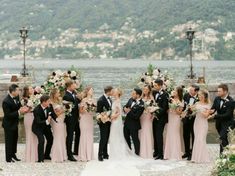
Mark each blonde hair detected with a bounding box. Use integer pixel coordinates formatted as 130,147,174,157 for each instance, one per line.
82,86,93,99
199,89,210,104
116,88,123,97
50,88,61,104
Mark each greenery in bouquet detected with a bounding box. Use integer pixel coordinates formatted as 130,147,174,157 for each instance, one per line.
62,100,74,116
96,107,112,123
212,128,235,176
137,64,175,94
144,100,159,115
43,66,83,94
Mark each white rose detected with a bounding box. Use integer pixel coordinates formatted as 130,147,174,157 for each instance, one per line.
70,71,77,77
55,70,63,76
153,69,160,76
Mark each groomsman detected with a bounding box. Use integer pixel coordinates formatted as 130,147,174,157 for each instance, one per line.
182,85,200,160
32,95,56,162
63,80,81,161
123,88,144,155
2,84,28,162
152,79,169,160
210,84,235,153
97,86,113,161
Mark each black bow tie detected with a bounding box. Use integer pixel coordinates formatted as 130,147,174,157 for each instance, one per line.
12,97,17,100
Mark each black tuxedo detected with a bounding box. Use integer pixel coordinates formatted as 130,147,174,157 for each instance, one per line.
97,95,112,158
63,90,81,158
182,93,198,156
152,90,169,158
2,94,21,162
32,104,55,162
211,96,235,153
123,98,144,155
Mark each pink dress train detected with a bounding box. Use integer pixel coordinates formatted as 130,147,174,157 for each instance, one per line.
78,111,94,161
191,103,211,163
24,112,38,162
139,112,153,159
164,109,182,160
51,112,67,162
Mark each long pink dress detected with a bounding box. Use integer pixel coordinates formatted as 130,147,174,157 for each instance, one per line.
78,101,94,161
51,105,67,162
164,108,182,160
191,103,210,163
139,107,153,159
24,112,38,162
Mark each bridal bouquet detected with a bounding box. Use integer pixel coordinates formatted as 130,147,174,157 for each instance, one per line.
182,105,197,119
144,100,159,114
21,94,42,111
86,102,97,113
62,100,74,116
96,107,112,123
43,67,82,94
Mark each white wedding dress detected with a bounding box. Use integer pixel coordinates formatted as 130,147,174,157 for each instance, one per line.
109,99,136,160
81,99,187,176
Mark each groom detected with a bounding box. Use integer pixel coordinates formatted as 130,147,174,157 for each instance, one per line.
97,86,113,161
123,88,144,155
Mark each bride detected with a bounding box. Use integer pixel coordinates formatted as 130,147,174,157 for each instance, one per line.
109,88,136,160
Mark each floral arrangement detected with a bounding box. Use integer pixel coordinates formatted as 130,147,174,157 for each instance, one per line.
86,102,97,113
62,100,74,116
144,100,159,115
212,128,235,176
43,67,82,94
96,107,112,123
137,64,175,94
21,93,43,112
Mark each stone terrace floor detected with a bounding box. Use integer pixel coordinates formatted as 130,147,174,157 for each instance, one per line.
0,144,219,176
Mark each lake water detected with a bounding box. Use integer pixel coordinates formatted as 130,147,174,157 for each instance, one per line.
0,59,235,143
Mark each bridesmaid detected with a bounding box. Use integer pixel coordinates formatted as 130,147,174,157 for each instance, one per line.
50,88,67,162
139,85,154,159
78,86,96,162
23,86,38,162
191,90,211,163
164,86,184,160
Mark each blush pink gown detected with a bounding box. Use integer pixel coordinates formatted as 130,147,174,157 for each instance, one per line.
24,112,38,162
191,103,210,163
164,109,182,160
51,105,67,162
78,102,94,161
139,111,153,159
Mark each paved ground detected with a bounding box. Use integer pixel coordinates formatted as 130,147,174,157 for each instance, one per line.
0,144,219,176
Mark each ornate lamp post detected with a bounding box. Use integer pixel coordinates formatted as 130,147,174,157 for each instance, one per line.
19,27,28,77
186,27,195,79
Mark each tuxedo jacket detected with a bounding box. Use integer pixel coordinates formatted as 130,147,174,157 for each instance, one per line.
211,96,235,123
152,90,169,123
97,95,112,113
63,91,80,123
124,98,144,130
2,94,21,130
32,104,56,132
183,92,199,119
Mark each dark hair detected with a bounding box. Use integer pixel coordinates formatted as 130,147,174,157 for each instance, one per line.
104,86,113,94
191,84,200,92
176,86,183,102
22,86,30,98
134,88,142,96
40,94,50,103
154,79,163,86
142,84,152,98
218,84,228,92
65,80,75,89
9,84,19,93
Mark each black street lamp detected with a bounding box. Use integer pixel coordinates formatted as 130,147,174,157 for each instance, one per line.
186,27,195,79
19,27,29,77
